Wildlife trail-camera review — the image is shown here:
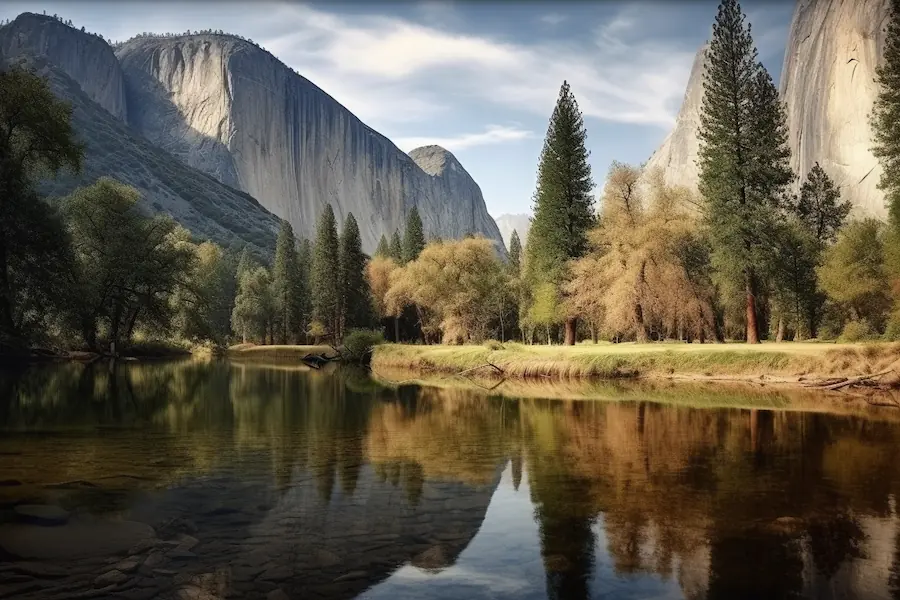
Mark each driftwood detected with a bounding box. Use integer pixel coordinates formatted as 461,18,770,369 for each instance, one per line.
456,362,505,377
299,352,341,369
805,369,894,391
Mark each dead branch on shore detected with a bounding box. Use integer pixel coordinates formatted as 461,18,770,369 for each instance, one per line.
864,395,900,409
804,370,894,391
456,362,505,377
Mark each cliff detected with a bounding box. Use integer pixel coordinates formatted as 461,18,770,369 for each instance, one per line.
0,12,127,121
114,35,505,253
780,0,891,218
642,43,708,195
494,213,532,250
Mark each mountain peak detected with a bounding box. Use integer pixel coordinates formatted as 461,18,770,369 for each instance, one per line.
408,145,463,177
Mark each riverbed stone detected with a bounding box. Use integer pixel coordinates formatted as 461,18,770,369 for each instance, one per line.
14,504,69,526
175,533,199,551
114,557,141,574
94,569,128,587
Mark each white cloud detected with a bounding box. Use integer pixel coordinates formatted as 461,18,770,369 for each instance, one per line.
258,3,695,129
394,125,534,152
539,13,567,26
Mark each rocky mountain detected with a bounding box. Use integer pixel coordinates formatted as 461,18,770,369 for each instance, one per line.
644,0,892,220
113,34,504,254
493,214,532,250
780,0,891,218
642,43,708,195
0,15,280,256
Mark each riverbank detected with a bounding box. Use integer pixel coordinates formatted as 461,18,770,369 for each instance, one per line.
371,341,900,388
226,343,335,361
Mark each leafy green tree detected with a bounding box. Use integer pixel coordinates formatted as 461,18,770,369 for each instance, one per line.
232,266,275,343
503,230,524,340
0,66,83,342
272,219,304,344
339,213,372,335
770,221,819,341
817,219,892,331
64,178,194,351
390,230,403,263
375,234,390,258
296,238,312,338
402,206,426,264
524,81,595,345
173,241,234,344
312,204,340,341
697,0,794,343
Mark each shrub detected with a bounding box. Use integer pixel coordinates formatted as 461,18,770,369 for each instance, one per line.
838,320,876,343
342,329,385,365
483,339,504,350
883,311,900,341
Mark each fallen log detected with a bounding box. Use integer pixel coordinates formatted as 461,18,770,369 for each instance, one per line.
815,370,893,391
456,362,505,377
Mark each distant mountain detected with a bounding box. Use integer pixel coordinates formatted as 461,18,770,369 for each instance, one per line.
493,214,531,250
113,31,504,253
0,14,279,255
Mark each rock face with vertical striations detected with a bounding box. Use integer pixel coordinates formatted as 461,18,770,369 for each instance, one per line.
113,35,505,253
780,0,891,218
0,13,127,121
642,43,708,195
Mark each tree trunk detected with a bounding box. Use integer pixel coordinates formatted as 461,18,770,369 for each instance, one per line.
564,317,577,346
745,272,760,344
499,309,505,343
775,317,785,343
590,322,598,344
0,237,16,339
634,303,648,343
545,325,551,345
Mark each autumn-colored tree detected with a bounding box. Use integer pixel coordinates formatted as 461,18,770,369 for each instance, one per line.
366,255,400,341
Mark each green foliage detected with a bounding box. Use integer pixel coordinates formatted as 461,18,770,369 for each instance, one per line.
507,230,522,277
339,213,373,334
483,339,504,351
296,237,312,334
311,204,340,340
389,229,403,263
0,66,83,340
697,0,794,343
272,219,304,343
796,163,852,244
63,178,195,350
172,241,235,344
871,0,900,231
817,219,892,332
525,81,595,290
402,206,426,264
838,320,877,343
341,328,384,364
231,266,274,342
375,234,390,258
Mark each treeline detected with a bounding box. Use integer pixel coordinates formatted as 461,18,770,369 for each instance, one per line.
0,66,382,354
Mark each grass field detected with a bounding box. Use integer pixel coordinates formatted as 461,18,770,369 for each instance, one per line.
371,341,900,384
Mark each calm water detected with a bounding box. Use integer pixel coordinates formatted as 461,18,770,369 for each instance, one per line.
1,360,900,600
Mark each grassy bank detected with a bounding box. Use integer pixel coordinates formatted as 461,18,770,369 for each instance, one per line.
371,341,900,385
226,343,334,361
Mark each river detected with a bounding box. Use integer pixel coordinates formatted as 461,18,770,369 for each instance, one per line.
1,359,899,599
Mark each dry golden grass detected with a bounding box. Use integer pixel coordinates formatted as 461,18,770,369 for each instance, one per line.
372,341,900,383
226,344,334,361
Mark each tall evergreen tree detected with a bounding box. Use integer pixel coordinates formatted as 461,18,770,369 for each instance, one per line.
389,230,404,263
339,213,372,334
402,206,426,264
872,0,900,231
524,80,595,345
375,234,390,258
507,230,523,276
796,163,851,245
272,219,303,344
236,246,257,280
697,0,793,343
311,204,340,341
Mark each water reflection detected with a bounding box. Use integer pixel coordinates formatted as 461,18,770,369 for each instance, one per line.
0,360,899,599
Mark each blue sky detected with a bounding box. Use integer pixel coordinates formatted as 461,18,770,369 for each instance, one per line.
0,1,795,218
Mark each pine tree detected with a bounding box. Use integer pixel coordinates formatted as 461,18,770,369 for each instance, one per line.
375,234,390,257
311,204,340,341
507,230,522,277
872,0,900,231
402,206,426,263
339,213,372,334
296,238,312,336
524,80,595,345
390,230,404,263
272,219,303,344
697,0,793,343
236,246,257,280
796,163,851,245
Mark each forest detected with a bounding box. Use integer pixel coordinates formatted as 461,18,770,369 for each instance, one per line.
4,0,900,355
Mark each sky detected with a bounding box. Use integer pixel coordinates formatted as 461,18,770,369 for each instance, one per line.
0,1,796,219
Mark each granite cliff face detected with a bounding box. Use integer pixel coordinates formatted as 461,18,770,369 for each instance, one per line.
642,43,708,195
0,13,127,121
780,0,891,218
114,35,504,253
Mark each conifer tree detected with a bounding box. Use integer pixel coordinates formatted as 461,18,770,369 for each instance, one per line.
402,206,426,264
339,213,372,334
390,230,403,263
375,234,390,257
507,230,522,277
524,80,595,345
311,204,340,341
872,0,900,231
796,163,851,244
296,238,312,335
236,246,257,280
272,219,303,343
697,0,793,343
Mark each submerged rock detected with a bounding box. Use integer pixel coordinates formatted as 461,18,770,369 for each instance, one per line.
13,504,69,526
